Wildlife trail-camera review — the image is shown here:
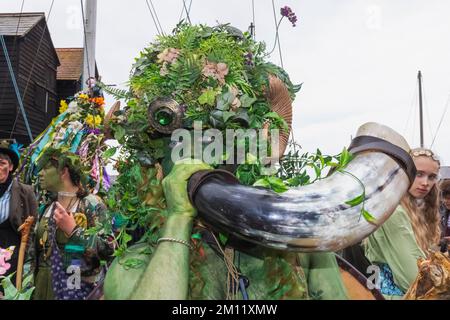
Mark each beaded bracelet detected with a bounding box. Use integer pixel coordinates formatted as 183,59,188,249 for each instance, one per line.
157,237,194,250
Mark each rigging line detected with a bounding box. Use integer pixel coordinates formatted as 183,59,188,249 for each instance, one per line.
182,0,192,24
178,0,186,22
80,0,92,79
421,77,434,145
10,0,55,138
145,0,162,36
149,0,165,36
1,35,33,141
271,0,284,68
412,93,417,147
403,79,418,136
0,0,25,113
431,91,450,148
178,0,193,24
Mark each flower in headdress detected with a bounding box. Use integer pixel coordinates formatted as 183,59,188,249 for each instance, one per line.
157,48,180,64
77,93,89,101
91,97,105,107
280,6,298,27
59,100,68,114
86,128,102,135
202,61,229,85
86,114,102,128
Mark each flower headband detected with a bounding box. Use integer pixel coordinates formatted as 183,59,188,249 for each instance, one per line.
410,148,440,164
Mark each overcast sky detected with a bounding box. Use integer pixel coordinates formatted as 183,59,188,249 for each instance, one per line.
1,0,450,166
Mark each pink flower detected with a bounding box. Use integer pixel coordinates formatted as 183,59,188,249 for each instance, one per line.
157,48,180,64
202,61,229,85
0,246,15,276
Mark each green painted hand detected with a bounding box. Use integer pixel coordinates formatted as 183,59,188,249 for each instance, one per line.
162,159,212,218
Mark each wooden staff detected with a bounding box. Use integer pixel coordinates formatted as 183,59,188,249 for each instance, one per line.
16,216,35,290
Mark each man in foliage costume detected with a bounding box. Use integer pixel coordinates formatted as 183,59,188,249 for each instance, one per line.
100,23,362,300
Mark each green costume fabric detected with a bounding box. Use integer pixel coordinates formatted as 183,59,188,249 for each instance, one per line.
33,194,112,300
363,205,425,298
190,243,348,300
104,161,349,300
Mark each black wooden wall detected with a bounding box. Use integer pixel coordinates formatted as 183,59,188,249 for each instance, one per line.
0,18,59,145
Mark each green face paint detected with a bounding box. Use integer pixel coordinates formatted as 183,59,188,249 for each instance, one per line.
39,162,63,192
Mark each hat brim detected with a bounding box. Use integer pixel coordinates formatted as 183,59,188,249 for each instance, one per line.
0,147,19,172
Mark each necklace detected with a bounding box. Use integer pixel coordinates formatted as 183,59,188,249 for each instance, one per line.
58,191,78,197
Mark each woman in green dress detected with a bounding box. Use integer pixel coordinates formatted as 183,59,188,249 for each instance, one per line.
364,148,441,299
32,147,113,300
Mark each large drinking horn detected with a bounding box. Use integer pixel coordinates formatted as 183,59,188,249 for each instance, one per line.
188,122,416,252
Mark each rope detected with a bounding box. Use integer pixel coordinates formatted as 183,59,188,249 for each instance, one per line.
80,0,92,80
0,0,25,114
421,77,434,145
0,35,33,142
145,0,162,36
178,0,193,24
431,92,450,148
271,0,284,68
182,0,192,24
148,0,165,36
10,0,55,137
403,79,418,137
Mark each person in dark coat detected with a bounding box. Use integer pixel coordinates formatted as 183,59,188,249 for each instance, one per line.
439,179,450,252
0,139,37,292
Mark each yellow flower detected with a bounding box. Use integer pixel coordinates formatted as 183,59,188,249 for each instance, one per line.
94,115,102,126
86,114,102,128
59,100,68,114
78,94,89,101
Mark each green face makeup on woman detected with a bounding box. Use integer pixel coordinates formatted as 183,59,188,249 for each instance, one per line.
38,162,64,192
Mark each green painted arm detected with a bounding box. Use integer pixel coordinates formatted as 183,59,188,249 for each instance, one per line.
130,159,211,299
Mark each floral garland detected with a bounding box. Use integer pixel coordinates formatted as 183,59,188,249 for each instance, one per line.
19,88,112,195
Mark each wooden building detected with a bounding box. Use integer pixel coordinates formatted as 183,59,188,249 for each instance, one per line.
56,48,99,102
0,12,60,145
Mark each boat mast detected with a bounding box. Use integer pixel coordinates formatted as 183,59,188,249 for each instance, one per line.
418,70,424,148
82,0,97,89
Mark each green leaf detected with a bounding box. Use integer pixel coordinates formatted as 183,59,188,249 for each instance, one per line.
103,147,117,159
293,83,303,93
240,94,257,108
253,178,270,188
222,111,236,122
264,111,281,119
198,89,217,106
267,176,289,193
216,91,234,111
114,125,126,142
122,232,132,245
219,233,228,246
362,209,378,225
254,177,288,193
338,147,354,169
345,193,365,207
1,274,18,299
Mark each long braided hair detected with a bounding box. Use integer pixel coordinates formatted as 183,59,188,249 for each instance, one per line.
401,148,441,254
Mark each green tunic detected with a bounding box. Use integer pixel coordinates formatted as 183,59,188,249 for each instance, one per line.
33,194,112,300
363,205,425,298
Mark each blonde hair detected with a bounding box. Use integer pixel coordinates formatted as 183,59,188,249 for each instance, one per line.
401,148,441,253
